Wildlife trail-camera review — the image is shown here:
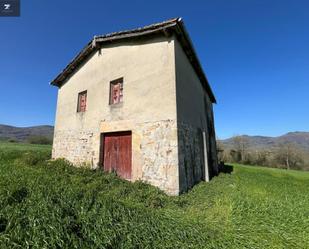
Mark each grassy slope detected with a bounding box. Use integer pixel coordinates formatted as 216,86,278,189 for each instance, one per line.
0,146,308,248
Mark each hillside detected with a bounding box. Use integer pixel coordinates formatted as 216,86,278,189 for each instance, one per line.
221,132,309,152
0,148,308,248
0,124,54,142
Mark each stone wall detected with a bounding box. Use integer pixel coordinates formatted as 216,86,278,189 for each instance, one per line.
139,119,178,195
177,122,205,193
52,129,100,167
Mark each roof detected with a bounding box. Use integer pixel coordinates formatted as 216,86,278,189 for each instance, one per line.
51,18,216,103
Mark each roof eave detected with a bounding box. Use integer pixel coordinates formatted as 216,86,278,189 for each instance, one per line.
50,42,94,87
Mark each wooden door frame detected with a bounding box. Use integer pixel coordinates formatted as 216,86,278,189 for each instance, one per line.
99,130,132,175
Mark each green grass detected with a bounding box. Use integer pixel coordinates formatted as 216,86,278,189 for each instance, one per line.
0,141,51,151
0,147,308,248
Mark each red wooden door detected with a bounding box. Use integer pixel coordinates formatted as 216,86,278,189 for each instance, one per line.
103,131,132,179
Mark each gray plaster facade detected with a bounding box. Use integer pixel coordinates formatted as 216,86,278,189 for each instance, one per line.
51,18,218,195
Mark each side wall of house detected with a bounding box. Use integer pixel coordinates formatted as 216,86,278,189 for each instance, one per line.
174,39,218,193
52,35,179,195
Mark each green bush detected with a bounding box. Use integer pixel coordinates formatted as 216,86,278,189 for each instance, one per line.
27,135,53,145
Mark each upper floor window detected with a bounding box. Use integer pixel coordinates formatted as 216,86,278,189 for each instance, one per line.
110,78,123,105
77,91,87,112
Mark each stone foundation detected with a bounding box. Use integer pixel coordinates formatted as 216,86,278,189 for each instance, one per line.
52,119,218,195
52,119,179,195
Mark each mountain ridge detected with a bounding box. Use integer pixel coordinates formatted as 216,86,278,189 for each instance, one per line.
220,131,309,151
0,124,54,142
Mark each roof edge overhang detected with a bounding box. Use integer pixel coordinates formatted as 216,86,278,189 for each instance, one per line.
50,18,216,103
174,19,216,103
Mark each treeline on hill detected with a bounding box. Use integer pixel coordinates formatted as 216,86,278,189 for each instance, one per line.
218,136,309,171
27,135,52,145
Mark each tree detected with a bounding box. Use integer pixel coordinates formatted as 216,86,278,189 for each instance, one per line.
275,142,304,170
254,150,271,166
216,139,225,163
231,135,249,162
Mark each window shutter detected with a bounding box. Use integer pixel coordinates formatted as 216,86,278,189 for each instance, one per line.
119,83,123,102
80,94,86,111
77,91,87,112
109,78,123,105
112,84,120,104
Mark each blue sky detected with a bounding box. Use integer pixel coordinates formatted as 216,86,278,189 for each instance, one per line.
0,0,308,139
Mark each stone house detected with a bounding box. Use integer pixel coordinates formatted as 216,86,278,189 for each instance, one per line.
51,18,218,195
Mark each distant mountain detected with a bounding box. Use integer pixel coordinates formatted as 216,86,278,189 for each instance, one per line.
0,124,54,142
220,132,309,152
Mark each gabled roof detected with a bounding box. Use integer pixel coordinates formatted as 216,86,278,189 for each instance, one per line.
51,18,216,103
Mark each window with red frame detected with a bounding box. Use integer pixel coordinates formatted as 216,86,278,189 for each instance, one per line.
77,91,87,112
110,78,123,105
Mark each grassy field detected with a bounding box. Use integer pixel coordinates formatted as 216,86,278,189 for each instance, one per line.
0,144,308,248
0,141,51,151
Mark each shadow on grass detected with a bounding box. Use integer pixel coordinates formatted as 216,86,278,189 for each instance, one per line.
219,163,234,174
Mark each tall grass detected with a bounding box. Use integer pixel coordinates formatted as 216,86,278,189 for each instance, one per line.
0,148,308,248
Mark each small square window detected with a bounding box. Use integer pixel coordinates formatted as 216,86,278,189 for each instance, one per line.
110,78,123,105
77,91,87,112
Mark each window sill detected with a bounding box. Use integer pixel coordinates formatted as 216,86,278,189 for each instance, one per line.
109,102,123,108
